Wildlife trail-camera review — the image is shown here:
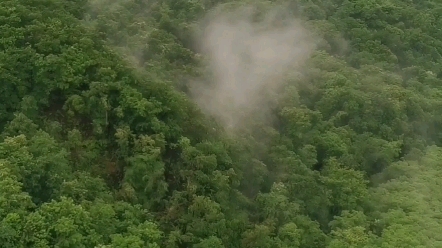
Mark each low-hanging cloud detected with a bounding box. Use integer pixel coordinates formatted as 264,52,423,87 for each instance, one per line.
190,5,317,131
84,0,317,132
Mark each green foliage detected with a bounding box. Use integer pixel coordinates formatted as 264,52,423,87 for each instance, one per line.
1,0,442,246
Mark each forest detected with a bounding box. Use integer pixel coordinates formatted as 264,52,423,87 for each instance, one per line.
1,0,442,247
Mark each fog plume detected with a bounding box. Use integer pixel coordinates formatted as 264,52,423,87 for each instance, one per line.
190,5,317,131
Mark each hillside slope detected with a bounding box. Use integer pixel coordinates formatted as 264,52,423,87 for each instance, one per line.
1,0,442,247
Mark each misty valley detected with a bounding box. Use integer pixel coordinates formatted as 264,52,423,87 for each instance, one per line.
1,0,442,247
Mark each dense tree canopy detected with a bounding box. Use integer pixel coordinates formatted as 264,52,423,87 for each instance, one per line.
2,0,442,247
